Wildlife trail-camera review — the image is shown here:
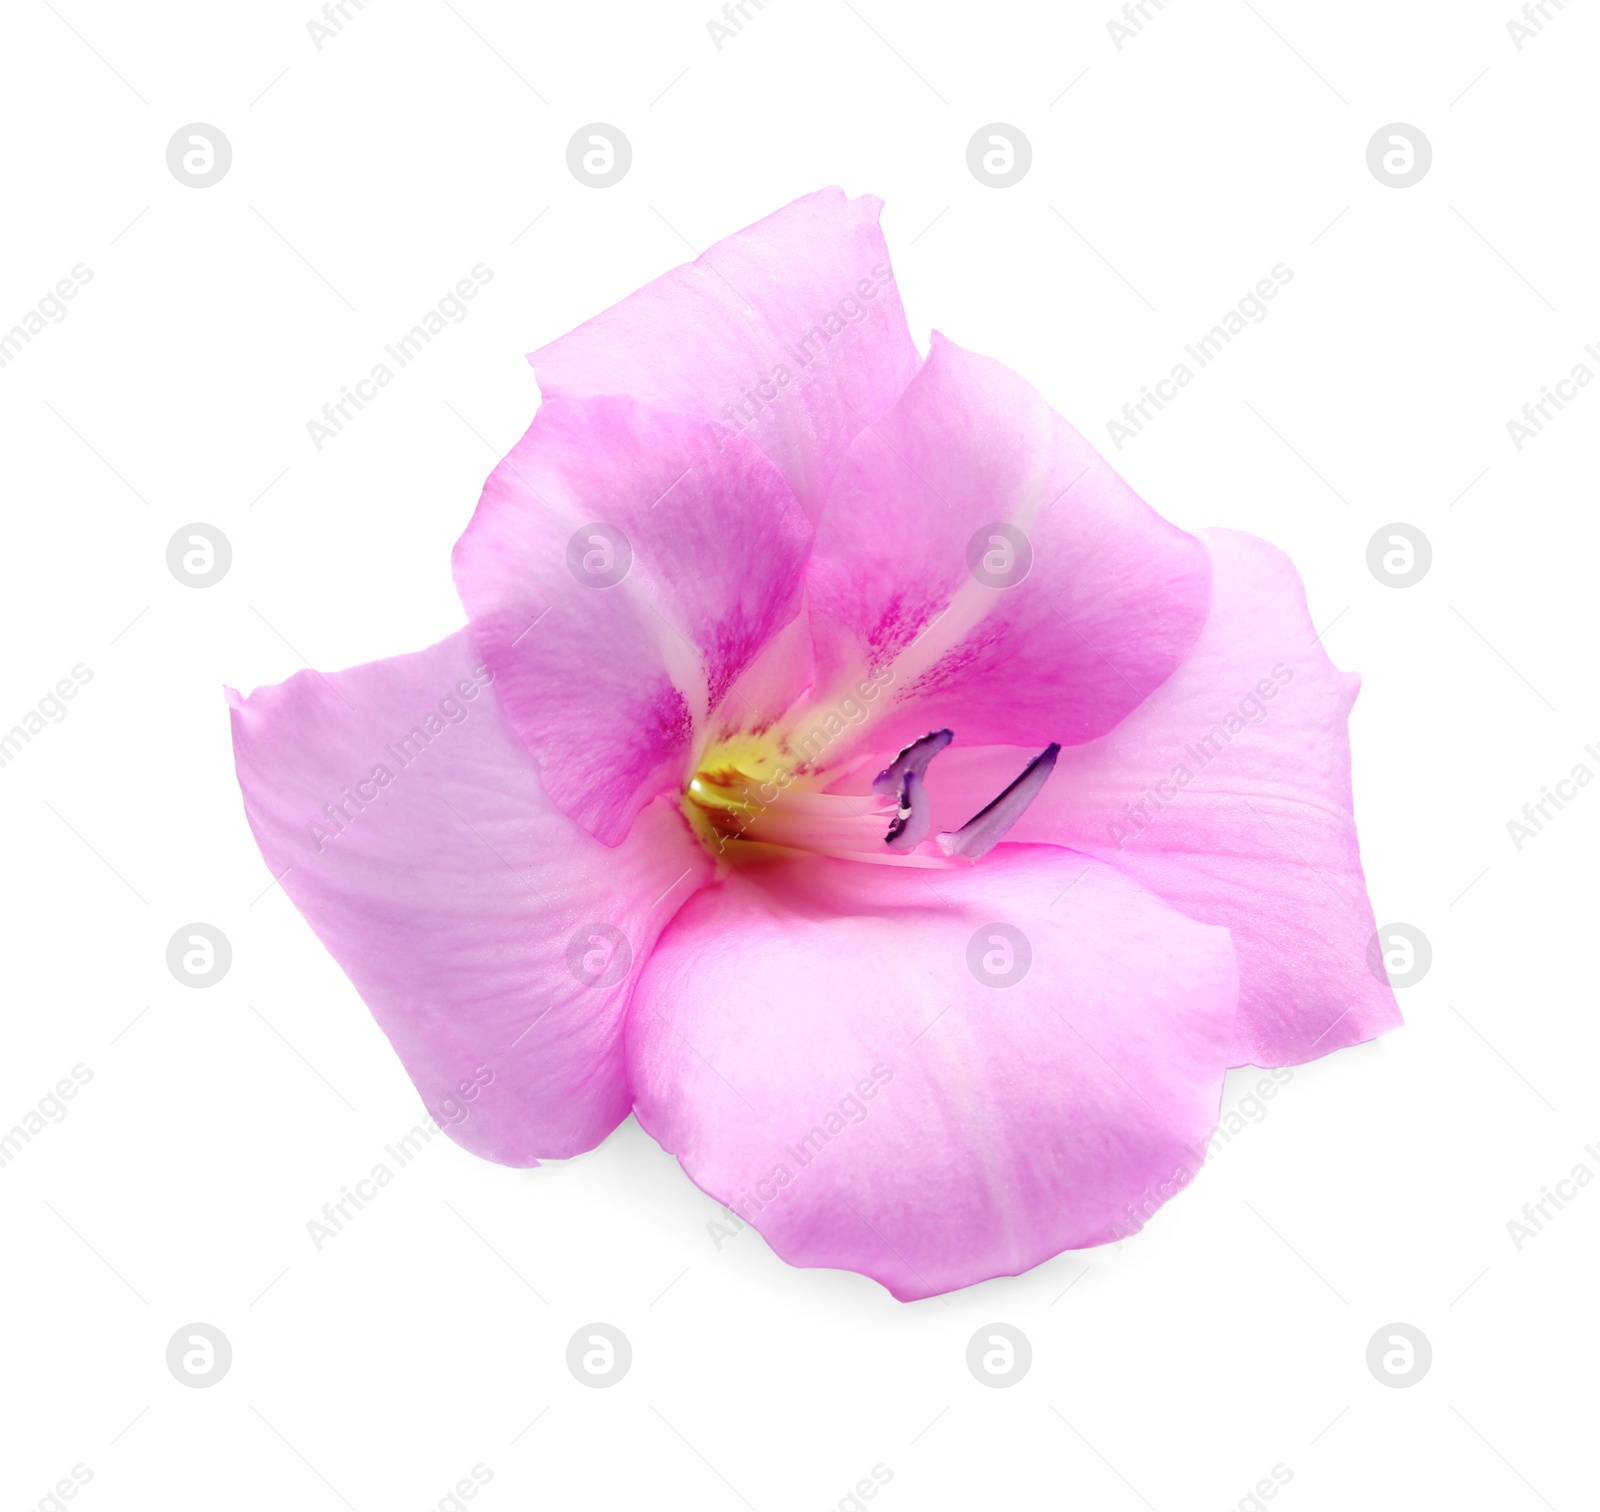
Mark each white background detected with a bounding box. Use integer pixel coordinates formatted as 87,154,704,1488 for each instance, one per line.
2,1,1596,1508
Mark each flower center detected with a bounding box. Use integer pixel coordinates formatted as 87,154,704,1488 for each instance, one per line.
683,731,910,864
682,727,1060,869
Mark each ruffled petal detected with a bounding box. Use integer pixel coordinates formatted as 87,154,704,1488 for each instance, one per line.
228,629,710,1164
627,845,1237,1301
528,188,920,519
453,396,812,845
924,529,1402,1066
801,333,1212,762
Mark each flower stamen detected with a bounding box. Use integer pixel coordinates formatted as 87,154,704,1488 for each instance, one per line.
937,743,1061,860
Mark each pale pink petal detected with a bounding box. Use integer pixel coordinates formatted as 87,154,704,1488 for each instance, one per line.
453,396,812,845
922,529,1402,1066
802,333,1213,762
627,845,1237,1301
228,629,710,1164
529,187,920,519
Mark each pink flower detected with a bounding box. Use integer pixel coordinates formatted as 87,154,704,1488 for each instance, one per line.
230,189,1400,1301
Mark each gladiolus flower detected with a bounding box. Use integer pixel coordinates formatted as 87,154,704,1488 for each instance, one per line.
230,189,1400,1300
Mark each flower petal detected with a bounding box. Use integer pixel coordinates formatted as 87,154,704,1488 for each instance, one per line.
528,188,920,519
452,396,813,845
802,333,1213,761
627,845,1237,1301
228,629,710,1164
925,529,1402,1066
